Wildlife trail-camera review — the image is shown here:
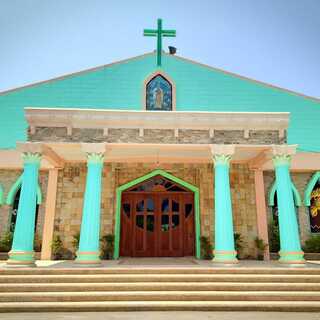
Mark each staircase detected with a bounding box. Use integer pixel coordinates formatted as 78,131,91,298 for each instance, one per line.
0,266,320,312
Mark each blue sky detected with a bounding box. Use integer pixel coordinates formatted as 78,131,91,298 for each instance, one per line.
0,0,319,98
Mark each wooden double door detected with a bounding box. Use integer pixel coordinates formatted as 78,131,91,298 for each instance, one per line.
120,192,195,257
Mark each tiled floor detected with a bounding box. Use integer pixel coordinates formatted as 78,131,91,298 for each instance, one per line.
0,312,319,320
1,258,319,269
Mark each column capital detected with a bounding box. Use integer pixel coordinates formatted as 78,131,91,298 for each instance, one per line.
272,145,297,167
210,145,234,167
87,153,105,164
272,145,297,156
81,143,106,165
22,152,42,164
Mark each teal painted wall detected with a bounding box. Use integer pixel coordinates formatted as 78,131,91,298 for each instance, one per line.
0,52,319,151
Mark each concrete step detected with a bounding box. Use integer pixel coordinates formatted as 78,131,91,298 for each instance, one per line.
1,282,320,292
1,300,320,312
2,267,320,275
1,274,320,283
1,290,320,302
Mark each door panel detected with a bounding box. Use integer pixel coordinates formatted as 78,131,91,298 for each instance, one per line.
120,191,195,257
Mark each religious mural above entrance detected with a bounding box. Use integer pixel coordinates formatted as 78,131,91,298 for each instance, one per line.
146,75,172,111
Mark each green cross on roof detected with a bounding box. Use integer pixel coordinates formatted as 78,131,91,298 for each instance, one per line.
144,18,176,67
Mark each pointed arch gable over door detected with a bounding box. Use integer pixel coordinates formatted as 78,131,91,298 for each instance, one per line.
114,169,200,259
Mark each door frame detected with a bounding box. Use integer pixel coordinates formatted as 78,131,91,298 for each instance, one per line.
113,169,201,259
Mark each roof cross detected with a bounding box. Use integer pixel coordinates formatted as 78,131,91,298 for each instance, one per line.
144,19,176,66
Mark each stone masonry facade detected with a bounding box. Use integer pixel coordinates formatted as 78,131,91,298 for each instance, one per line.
29,127,286,145
52,162,258,258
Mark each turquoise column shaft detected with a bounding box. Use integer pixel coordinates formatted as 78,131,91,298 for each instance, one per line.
213,155,238,263
7,153,41,266
76,153,104,264
273,155,304,263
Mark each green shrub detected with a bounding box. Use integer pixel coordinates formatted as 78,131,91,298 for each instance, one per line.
254,237,268,260
0,232,13,252
34,234,42,252
72,231,80,252
51,234,63,260
234,232,244,258
200,236,213,259
268,221,280,252
100,234,115,259
303,236,320,253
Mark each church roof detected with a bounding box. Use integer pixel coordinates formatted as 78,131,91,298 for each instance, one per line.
0,51,319,151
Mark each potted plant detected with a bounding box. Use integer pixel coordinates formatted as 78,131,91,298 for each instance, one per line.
234,233,243,259
51,234,63,260
100,234,115,260
254,237,268,260
200,236,213,259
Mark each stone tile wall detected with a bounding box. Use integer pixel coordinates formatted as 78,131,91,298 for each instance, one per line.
29,127,285,145
53,162,258,258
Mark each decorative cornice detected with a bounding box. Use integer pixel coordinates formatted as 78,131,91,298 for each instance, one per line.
87,153,104,164
22,152,42,164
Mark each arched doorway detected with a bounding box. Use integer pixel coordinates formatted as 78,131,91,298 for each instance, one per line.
6,175,42,234
120,175,195,257
10,187,40,233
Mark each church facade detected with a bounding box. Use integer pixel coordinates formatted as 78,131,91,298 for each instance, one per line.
1,46,320,266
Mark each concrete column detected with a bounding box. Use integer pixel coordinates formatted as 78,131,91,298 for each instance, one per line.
254,169,270,260
272,145,305,264
7,152,41,266
41,169,59,260
75,143,105,265
211,145,238,264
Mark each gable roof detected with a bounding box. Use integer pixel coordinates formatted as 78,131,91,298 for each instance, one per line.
1,52,319,103
0,51,320,151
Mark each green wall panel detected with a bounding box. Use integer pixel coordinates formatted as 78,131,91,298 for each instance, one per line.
0,52,319,151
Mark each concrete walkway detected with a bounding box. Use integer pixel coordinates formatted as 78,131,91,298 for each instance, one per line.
0,312,319,320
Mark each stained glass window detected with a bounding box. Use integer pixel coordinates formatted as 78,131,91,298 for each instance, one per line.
146,75,172,111
126,176,188,192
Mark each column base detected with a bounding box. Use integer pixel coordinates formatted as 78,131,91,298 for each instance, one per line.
75,251,101,265
213,250,239,264
278,251,305,264
6,250,36,267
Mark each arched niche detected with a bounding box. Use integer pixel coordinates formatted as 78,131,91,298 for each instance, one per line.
142,71,176,111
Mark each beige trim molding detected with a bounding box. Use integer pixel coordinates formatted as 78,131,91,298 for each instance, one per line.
142,70,176,111
25,108,289,134
81,143,106,154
